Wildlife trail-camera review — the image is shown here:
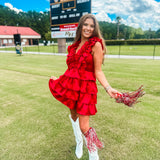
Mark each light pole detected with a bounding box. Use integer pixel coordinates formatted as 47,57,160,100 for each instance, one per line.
116,16,121,39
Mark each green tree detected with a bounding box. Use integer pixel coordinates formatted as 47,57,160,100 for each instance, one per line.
0,5,50,39
156,29,160,38
1,5,160,40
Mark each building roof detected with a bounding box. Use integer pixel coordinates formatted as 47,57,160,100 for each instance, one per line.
0,26,40,36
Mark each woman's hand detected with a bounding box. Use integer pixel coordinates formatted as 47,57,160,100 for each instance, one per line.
107,87,121,99
50,76,58,80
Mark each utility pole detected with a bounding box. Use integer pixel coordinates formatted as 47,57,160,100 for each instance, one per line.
116,16,121,39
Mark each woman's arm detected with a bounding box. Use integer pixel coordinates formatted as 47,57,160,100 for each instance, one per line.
92,42,120,98
50,76,58,80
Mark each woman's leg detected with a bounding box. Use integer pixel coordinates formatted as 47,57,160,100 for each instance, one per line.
69,109,83,159
70,108,78,121
78,115,90,133
79,115,103,160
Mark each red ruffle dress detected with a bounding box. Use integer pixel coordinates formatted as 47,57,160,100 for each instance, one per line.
49,37,103,115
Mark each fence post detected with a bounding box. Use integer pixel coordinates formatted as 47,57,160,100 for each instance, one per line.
25,45,27,53
38,44,40,54
52,44,54,53
153,45,156,59
119,45,121,58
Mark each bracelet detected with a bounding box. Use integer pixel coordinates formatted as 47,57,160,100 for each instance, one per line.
105,85,111,92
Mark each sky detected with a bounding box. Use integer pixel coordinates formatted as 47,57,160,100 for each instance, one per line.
0,0,160,31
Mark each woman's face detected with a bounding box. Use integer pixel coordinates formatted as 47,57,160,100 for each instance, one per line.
81,18,95,39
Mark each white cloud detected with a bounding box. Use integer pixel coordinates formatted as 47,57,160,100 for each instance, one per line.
45,8,50,11
92,0,160,31
94,11,112,23
5,3,23,13
40,11,44,14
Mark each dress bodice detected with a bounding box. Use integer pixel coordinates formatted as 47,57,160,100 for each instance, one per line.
66,37,103,76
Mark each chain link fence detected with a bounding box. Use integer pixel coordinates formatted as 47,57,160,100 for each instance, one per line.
0,43,160,59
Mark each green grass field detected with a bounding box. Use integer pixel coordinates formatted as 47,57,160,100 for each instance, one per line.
0,52,160,160
0,44,160,56
0,45,59,54
107,45,160,56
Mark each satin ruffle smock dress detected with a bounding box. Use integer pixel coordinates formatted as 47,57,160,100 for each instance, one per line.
49,37,103,115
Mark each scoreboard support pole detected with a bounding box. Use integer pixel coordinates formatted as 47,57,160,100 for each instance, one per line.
58,38,66,53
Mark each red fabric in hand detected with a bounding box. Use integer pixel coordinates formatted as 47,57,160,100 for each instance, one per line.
116,85,145,107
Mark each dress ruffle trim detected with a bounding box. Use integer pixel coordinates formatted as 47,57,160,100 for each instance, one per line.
82,37,103,54
76,103,97,115
64,69,96,81
49,78,97,102
67,37,103,57
49,79,76,109
49,79,97,115
59,74,97,94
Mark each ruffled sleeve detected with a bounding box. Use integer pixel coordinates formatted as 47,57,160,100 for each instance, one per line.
87,37,104,51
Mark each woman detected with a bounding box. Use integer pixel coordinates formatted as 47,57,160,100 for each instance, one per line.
49,14,120,160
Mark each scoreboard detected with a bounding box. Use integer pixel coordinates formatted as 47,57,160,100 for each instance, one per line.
50,0,91,38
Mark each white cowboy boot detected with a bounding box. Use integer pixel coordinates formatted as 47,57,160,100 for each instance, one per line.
85,139,99,160
88,147,99,160
69,115,83,159
83,127,104,160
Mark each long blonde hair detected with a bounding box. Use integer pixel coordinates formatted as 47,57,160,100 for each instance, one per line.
74,14,106,54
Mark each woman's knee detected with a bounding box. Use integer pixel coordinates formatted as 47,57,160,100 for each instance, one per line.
70,109,78,121
80,125,88,133
79,115,90,133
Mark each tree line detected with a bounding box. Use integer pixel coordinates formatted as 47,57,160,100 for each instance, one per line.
99,21,160,40
0,5,50,39
0,5,160,41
